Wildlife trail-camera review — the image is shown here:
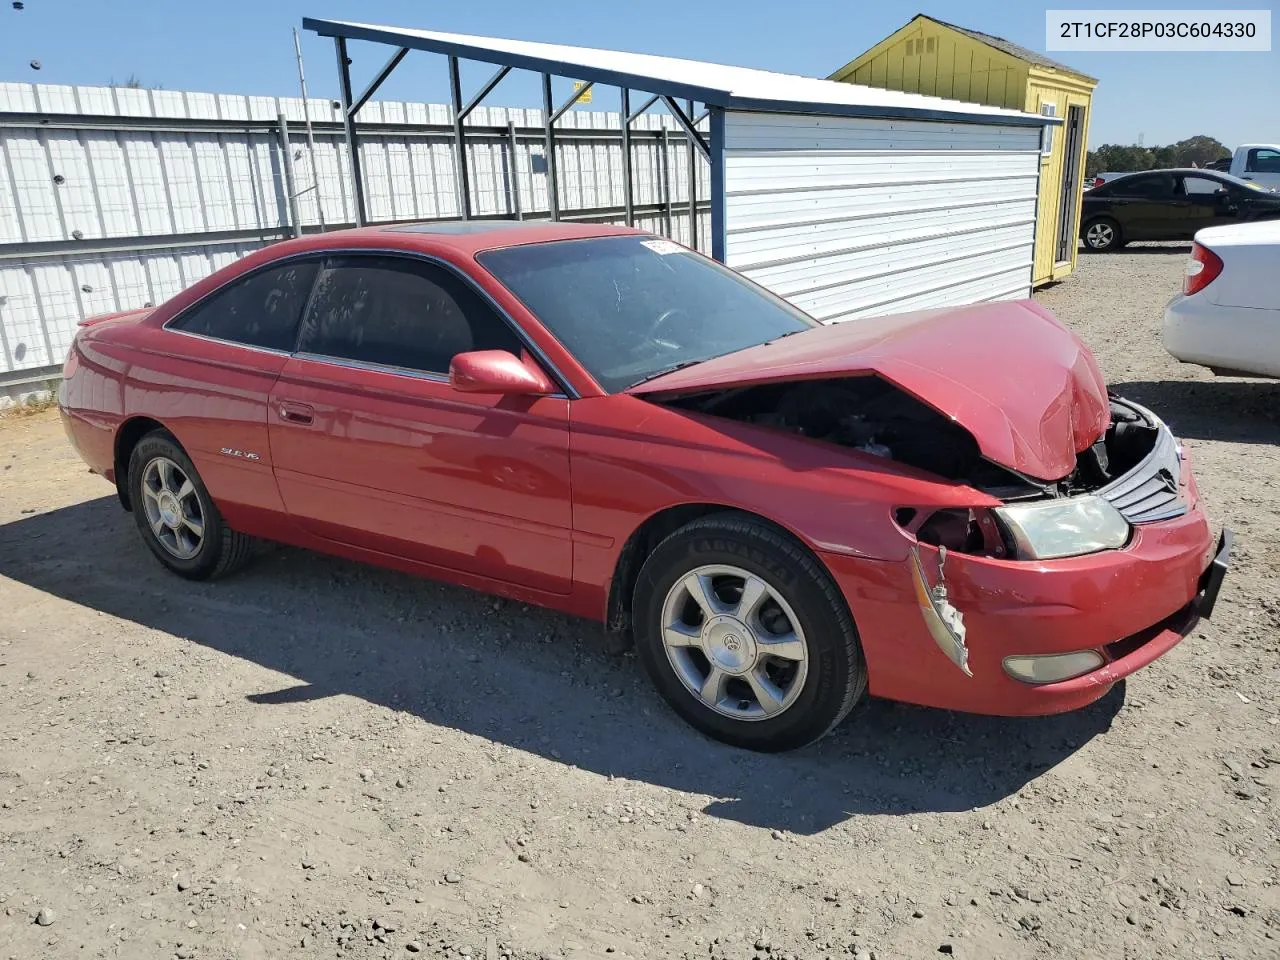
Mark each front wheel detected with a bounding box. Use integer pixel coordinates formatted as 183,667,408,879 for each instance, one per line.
127,432,255,580
1082,217,1123,252
632,514,866,752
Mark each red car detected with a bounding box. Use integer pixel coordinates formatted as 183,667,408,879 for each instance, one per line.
58,221,1231,752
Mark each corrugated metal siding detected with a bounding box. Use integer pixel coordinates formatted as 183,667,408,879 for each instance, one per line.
722,111,1040,322
0,83,710,377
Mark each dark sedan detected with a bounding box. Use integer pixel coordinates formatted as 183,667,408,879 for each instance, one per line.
1081,169,1280,251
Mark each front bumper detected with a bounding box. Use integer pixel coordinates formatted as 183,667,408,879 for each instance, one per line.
820,474,1229,716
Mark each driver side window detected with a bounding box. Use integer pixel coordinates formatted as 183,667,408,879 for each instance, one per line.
1181,175,1227,196
297,255,523,375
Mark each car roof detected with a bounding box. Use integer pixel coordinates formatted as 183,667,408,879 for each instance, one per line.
1103,168,1229,177
272,220,644,258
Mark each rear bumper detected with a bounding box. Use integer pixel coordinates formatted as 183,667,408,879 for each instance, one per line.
1164,293,1280,378
821,475,1225,716
59,405,116,482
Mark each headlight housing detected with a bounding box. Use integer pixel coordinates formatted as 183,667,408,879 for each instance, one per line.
994,495,1130,560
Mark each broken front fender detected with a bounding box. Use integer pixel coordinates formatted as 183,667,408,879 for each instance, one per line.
818,493,1214,715
908,545,971,677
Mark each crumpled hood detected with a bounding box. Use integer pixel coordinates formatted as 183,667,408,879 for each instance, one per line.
628,299,1109,481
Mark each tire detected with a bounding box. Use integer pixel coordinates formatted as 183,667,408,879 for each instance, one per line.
632,513,866,752
1082,216,1123,252
127,431,255,580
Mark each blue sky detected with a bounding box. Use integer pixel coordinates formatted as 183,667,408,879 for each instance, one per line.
1,0,1276,148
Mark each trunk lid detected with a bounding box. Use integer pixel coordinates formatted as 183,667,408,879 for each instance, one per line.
628,299,1109,481
77,307,153,328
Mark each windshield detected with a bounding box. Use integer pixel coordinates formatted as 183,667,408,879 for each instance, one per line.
476,235,817,392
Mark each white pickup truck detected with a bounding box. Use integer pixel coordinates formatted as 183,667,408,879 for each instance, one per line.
1208,144,1280,190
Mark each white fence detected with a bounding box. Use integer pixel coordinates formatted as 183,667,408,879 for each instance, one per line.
0,82,711,383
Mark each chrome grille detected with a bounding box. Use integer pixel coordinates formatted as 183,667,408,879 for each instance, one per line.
1097,411,1187,524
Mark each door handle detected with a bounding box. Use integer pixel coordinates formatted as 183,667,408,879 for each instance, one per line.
277,401,314,425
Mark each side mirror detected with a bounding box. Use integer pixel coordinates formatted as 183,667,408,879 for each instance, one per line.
449,350,556,396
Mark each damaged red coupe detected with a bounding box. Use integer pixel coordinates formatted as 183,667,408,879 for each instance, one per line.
59,222,1231,751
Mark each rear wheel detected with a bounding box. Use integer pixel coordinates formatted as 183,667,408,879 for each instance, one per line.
1082,216,1123,252
632,514,865,752
127,432,254,580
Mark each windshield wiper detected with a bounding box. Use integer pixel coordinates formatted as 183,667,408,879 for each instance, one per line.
628,358,707,388
763,328,807,345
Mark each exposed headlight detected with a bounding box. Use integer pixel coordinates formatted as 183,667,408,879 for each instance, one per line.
1003,650,1105,684
994,496,1129,560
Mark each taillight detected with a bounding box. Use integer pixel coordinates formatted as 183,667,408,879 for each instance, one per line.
1184,242,1224,296
1093,176,1104,186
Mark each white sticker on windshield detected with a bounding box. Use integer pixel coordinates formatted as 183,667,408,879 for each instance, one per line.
641,239,685,256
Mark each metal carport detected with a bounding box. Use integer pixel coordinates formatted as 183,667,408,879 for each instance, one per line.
304,17,1059,321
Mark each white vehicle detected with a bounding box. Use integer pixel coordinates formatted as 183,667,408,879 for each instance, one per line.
1164,220,1280,378
1220,144,1280,191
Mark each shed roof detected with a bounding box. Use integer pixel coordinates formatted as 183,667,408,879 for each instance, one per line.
303,18,1053,127
923,15,1097,82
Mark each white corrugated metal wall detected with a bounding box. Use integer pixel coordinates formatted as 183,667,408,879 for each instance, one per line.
0,82,711,383
721,111,1041,321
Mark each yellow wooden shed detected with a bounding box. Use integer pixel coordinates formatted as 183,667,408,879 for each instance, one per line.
830,15,1097,286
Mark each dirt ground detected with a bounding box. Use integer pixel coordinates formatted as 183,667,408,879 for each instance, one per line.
2,245,1278,960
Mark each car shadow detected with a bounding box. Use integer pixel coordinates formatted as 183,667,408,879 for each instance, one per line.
1112,379,1280,444
1078,243,1192,256
1120,243,1194,255
0,497,1123,833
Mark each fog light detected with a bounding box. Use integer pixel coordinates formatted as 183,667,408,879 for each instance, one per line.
1002,650,1105,685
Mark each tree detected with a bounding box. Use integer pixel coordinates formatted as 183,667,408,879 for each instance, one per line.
1086,135,1230,176
107,74,161,90
1170,135,1230,168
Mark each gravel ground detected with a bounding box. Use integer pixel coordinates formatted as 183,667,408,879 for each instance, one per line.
2,245,1278,960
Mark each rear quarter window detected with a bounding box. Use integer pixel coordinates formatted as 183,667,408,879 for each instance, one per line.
169,261,318,351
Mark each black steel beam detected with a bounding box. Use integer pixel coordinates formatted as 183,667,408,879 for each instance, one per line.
659,127,672,236
349,46,409,117
550,81,593,124
335,37,368,226
709,107,726,263
620,88,634,226
661,96,709,159
458,65,512,121
687,99,697,250
0,111,699,144
542,74,559,220
0,200,711,263
626,94,660,125
449,57,472,220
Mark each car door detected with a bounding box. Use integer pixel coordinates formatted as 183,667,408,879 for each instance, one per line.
1111,173,1181,239
156,257,319,529
1179,174,1239,233
266,253,574,595
1242,148,1280,190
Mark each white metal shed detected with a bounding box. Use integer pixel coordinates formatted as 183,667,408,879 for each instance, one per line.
307,18,1055,321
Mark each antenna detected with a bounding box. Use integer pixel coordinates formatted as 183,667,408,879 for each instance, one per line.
293,26,327,230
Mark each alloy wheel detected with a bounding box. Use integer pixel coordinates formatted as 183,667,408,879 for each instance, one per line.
140,456,205,560
660,564,809,721
1086,222,1115,249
